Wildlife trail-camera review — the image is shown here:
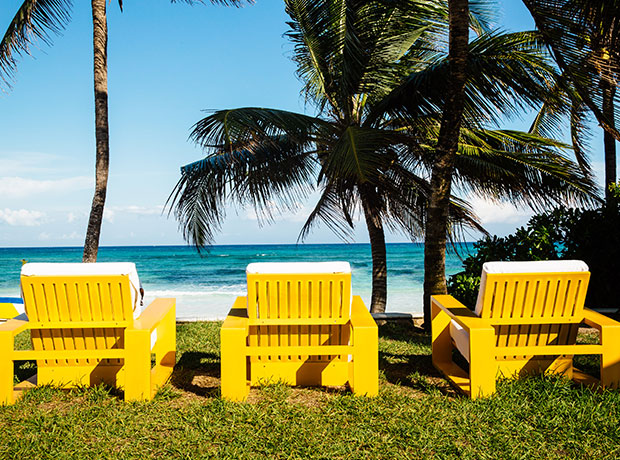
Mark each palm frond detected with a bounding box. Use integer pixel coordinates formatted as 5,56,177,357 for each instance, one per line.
169,136,316,248
370,31,556,129
297,180,357,242
320,125,417,184
454,129,600,211
170,0,246,5
469,0,497,36
569,99,593,176
0,0,73,88
190,107,327,150
523,0,620,139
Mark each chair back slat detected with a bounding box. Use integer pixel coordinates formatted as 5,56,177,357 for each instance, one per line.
474,264,589,358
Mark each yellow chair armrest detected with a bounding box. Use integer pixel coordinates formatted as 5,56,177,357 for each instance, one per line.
583,308,620,330
135,298,175,331
431,295,492,332
350,296,375,328
0,318,29,336
222,297,249,332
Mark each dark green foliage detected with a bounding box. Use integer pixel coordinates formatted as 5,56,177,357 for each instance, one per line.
448,184,620,310
562,184,620,309
446,272,480,308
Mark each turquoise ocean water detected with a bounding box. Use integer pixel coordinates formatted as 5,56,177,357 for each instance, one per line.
0,244,471,320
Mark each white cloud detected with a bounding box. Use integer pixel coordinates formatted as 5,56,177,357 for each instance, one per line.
110,205,164,216
61,231,81,240
0,176,92,199
0,208,45,226
67,212,77,223
104,208,116,223
38,232,51,241
0,152,62,175
103,205,163,224
469,197,533,225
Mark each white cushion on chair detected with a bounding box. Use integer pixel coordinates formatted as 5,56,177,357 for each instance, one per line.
451,260,589,362
450,320,471,361
246,261,351,275
21,262,143,317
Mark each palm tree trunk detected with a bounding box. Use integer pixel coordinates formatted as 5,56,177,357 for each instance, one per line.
422,0,469,330
83,0,110,262
360,186,387,314
602,79,617,199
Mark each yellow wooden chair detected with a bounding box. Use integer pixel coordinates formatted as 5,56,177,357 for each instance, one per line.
0,263,176,404
432,260,620,398
0,297,23,320
221,262,378,401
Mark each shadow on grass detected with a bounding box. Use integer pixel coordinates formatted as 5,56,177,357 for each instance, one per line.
378,321,427,343
377,322,459,396
171,351,221,398
14,360,37,384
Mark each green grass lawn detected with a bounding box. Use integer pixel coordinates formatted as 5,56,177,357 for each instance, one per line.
1,322,619,459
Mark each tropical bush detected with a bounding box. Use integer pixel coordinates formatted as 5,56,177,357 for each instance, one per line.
448,184,620,310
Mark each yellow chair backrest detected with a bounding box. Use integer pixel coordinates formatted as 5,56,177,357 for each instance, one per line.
474,260,591,353
245,262,352,365
20,263,142,366
475,260,590,325
21,275,136,326
246,262,352,324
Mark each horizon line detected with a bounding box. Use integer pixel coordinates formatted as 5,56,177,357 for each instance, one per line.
0,241,478,250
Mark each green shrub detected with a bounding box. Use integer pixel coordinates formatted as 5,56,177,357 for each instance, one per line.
448,184,620,310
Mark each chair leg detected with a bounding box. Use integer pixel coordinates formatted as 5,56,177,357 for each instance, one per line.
431,301,453,369
351,327,378,397
124,328,151,401
152,306,176,389
0,332,14,404
600,325,620,389
469,327,496,399
220,326,249,401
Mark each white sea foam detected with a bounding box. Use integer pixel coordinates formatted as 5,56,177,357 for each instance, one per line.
147,289,246,297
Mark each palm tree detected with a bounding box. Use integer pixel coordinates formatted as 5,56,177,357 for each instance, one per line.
170,0,597,314
0,0,241,262
389,30,600,325
422,0,471,328
523,0,620,199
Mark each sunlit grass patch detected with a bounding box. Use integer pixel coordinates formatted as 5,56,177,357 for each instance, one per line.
0,321,618,459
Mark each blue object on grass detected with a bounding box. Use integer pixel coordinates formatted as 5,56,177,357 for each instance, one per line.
0,297,23,304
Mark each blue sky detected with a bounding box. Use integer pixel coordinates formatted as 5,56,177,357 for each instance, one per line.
0,0,612,247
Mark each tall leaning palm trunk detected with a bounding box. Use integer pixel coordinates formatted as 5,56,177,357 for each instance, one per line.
423,0,470,328
602,79,617,199
83,0,110,262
